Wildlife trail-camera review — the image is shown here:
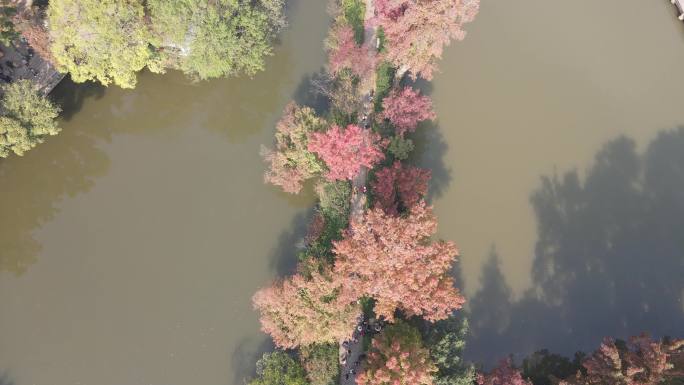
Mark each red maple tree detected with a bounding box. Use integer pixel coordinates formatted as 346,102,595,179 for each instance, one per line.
371,161,431,215
380,87,436,135
308,124,385,181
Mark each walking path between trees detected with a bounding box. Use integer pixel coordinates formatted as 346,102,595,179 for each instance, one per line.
339,0,378,384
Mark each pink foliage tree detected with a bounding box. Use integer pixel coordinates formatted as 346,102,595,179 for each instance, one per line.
371,161,431,215
357,321,437,385
252,268,360,349
375,0,480,80
327,24,376,80
477,359,533,385
333,201,465,322
308,124,385,181
380,87,436,135
570,334,684,385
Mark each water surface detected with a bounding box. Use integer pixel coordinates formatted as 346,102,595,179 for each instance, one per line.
0,1,328,384
421,0,684,365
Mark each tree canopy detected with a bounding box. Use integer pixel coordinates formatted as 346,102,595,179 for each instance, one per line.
358,321,437,385
375,0,479,80
0,80,61,157
253,267,360,349
333,201,465,322
47,0,155,88
380,87,436,135
148,0,285,80
249,351,309,385
308,124,385,181
262,102,326,193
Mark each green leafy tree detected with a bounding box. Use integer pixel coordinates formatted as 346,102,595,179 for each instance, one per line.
299,343,339,385
148,0,285,80
47,0,155,88
0,80,61,157
420,316,477,385
387,135,414,160
250,351,309,385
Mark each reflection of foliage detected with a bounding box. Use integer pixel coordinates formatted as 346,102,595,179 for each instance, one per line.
468,129,684,365
300,343,339,385
249,351,309,385
0,80,61,157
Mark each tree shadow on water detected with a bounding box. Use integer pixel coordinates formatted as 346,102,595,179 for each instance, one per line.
0,104,112,275
291,68,332,115
50,76,106,121
402,77,452,201
266,209,314,277
466,127,684,367
0,372,13,385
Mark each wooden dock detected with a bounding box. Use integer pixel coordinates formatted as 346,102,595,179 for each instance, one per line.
671,0,684,21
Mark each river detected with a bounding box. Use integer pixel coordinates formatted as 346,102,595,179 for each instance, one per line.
1,0,683,383
421,0,684,365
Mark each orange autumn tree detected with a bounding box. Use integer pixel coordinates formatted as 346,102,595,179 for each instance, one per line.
333,201,465,322
252,268,360,349
357,321,437,385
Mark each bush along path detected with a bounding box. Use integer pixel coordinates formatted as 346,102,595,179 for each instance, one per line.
250,0,683,384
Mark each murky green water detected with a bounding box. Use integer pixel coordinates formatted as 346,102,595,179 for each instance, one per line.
1,0,683,382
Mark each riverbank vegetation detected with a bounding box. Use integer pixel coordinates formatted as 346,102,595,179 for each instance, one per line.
0,79,60,157
254,0,684,384
47,0,285,88
0,0,286,157
255,0,481,384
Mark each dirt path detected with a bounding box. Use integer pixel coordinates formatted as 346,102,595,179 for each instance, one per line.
340,0,377,384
